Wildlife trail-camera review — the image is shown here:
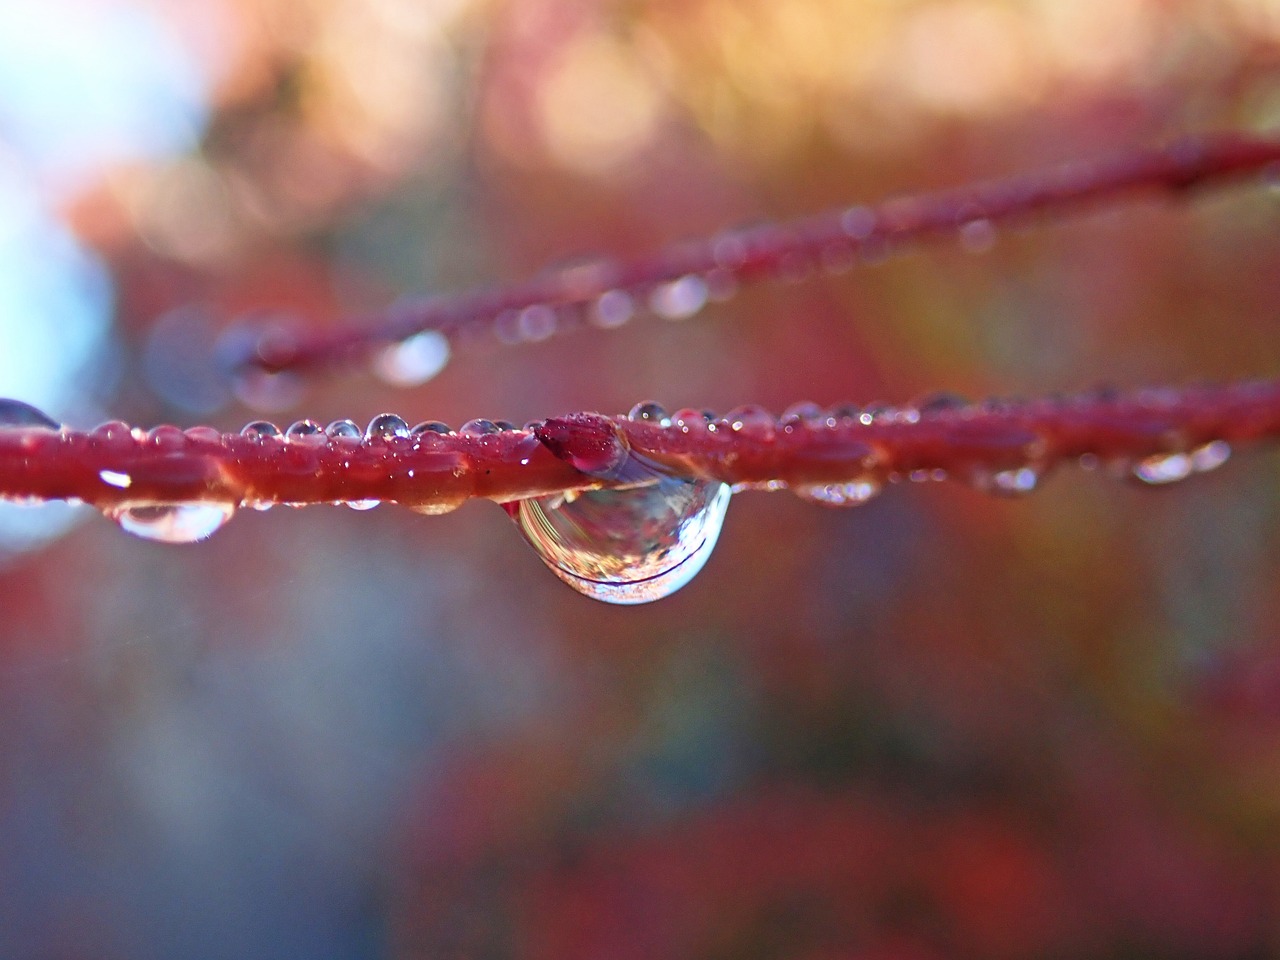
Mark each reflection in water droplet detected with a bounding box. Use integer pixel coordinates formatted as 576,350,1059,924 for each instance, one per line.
0,399,61,430
793,479,882,507
970,465,1041,495
628,401,670,426
411,420,452,437
285,420,324,442
373,330,450,386
506,459,732,604
1132,452,1193,485
241,420,280,440
109,501,236,543
344,499,380,511
649,275,708,319
459,418,500,435
592,290,634,328
366,414,409,441
325,419,362,439
1191,440,1231,474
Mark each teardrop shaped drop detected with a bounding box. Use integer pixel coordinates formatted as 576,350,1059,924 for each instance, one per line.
505,465,732,605
109,501,236,543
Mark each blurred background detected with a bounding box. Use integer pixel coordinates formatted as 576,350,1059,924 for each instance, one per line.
3,0,1280,957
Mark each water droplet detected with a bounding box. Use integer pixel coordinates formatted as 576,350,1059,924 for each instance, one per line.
0,399,61,430
366,414,409,441
410,420,452,436
915,391,969,414
373,330,450,386
325,419,362,439
779,401,823,429
1132,451,1194,485
649,275,708,320
958,218,996,253
241,420,281,440
592,290,634,328
493,420,518,432
1191,440,1231,473
459,418,500,436
840,205,876,239
108,501,236,543
344,499,380,511
628,402,670,427
723,405,775,440
147,425,187,449
970,465,1041,495
505,460,732,605
793,478,882,507
184,426,222,443
517,305,557,342
285,420,325,442
672,408,710,434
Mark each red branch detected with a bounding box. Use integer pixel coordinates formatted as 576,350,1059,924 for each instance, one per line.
2,381,1278,511
233,133,1280,376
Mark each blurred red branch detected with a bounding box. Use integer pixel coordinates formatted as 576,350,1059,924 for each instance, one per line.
2,380,1278,511
235,132,1280,376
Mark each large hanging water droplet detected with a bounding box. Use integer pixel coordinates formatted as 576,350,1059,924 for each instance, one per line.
108,501,236,543
505,463,732,605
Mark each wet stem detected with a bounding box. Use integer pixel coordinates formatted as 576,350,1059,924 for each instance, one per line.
2,133,1280,602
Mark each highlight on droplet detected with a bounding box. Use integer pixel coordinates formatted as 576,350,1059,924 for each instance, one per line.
503,455,732,605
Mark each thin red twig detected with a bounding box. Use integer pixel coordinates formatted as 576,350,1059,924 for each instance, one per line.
233,133,1280,376
2,381,1277,511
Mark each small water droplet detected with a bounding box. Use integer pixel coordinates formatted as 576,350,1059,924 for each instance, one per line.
672,408,709,434
147,425,187,449
1132,451,1194,485
958,218,996,253
628,401,671,427
841,205,876,239
366,414,409,441
241,420,281,440
459,418,500,436
591,290,634,328
184,426,222,443
505,458,732,605
344,499,380,511
1191,440,1231,474
493,420,518,432
0,399,61,430
649,275,708,320
109,501,236,543
970,465,1041,495
915,391,969,414
793,478,882,507
373,330,450,386
410,420,452,436
779,401,823,429
285,420,325,442
325,419,362,439
723,405,775,440
517,305,557,342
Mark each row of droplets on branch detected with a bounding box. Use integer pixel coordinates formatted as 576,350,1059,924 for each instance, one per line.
0,382,1274,603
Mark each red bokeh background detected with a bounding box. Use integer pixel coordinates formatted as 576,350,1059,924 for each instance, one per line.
3,1,1280,957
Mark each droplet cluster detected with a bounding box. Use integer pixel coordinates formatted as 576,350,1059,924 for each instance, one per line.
0,386,1257,604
